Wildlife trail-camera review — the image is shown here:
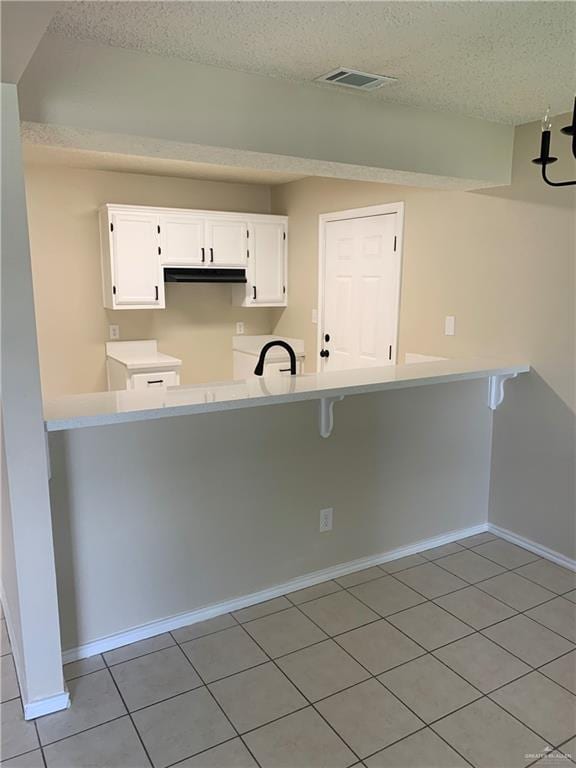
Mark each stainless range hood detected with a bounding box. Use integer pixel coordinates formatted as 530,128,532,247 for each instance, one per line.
164,268,247,284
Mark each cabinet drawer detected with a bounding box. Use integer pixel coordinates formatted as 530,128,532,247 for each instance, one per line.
130,371,179,390
262,359,303,376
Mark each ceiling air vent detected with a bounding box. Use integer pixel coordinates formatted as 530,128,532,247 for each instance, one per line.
315,68,397,91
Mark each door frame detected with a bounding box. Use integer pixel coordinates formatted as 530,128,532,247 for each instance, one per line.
317,202,405,372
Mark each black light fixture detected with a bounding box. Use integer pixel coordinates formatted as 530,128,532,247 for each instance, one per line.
532,97,576,187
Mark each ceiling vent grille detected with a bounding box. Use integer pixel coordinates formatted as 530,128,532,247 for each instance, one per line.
315,67,397,91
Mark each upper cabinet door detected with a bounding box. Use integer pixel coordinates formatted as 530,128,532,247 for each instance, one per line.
111,211,164,308
251,222,286,305
160,215,205,266
205,219,247,267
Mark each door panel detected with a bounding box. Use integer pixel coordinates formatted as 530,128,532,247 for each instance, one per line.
322,213,400,371
160,215,205,266
112,212,162,307
251,222,286,304
206,219,247,267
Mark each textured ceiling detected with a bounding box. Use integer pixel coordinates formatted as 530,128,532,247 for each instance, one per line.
48,1,575,124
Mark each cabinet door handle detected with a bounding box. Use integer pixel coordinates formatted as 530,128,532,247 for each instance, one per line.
252,286,257,300
201,247,205,263
155,285,159,301
147,379,164,385
210,247,214,263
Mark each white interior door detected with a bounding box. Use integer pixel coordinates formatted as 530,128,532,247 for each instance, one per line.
321,212,400,371
112,212,162,306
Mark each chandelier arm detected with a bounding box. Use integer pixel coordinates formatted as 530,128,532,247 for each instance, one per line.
541,164,576,188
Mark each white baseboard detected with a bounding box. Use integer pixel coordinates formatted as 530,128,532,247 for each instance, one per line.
487,523,576,572
62,522,489,663
24,691,70,720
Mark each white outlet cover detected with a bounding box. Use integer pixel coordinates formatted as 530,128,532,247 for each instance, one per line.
236,322,245,335
109,325,120,340
444,316,456,336
319,507,333,532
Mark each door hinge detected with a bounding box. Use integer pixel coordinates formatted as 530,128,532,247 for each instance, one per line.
283,231,286,240
388,344,392,360
157,225,160,234
246,229,249,238
247,249,250,259
393,235,397,251
112,285,116,295
158,246,161,255
283,285,286,294
253,286,257,300
110,222,114,232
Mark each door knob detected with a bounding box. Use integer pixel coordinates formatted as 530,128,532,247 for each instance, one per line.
320,349,330,358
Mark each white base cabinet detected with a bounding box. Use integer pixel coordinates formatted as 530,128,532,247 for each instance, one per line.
100,205,287,309
106,341,182,391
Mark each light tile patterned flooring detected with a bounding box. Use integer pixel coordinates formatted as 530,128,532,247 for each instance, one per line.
1,532,575,767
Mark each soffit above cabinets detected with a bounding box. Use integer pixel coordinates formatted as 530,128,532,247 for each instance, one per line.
22,144,307,186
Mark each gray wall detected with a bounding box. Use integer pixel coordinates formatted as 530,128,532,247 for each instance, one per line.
49,380,491,650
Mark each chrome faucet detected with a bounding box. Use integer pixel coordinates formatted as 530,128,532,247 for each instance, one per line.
254,341,297,376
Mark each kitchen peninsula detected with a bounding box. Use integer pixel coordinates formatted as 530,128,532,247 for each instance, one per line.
45,357,529,434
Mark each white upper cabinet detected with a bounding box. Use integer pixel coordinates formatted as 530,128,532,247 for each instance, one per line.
205,219,247,267
160,215,205,266
101,209,165,309
100,205,287,309
251,222,286,305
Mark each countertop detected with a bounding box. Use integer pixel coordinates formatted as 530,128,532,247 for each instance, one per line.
106,340,182,371
45,357,530,432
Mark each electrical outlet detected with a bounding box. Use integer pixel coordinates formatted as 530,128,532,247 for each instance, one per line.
444,315,455,336
319,507,333,533
236,322,245,335
109,325,120,340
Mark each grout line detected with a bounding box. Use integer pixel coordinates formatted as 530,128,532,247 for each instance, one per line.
171,621,264,768
163,735,240,768
287,602,476,768
227,610,366,766
101,656,155,767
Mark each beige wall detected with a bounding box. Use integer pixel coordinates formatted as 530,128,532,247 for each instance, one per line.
25,165,277,397
271,116,574,410
271,114,575,558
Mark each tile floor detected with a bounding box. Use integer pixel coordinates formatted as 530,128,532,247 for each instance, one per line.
1,532,575,768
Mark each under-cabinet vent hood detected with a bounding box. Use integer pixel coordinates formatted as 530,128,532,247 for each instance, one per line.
164,268,247,284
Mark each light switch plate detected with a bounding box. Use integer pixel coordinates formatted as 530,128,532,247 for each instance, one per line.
444,316,455,336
